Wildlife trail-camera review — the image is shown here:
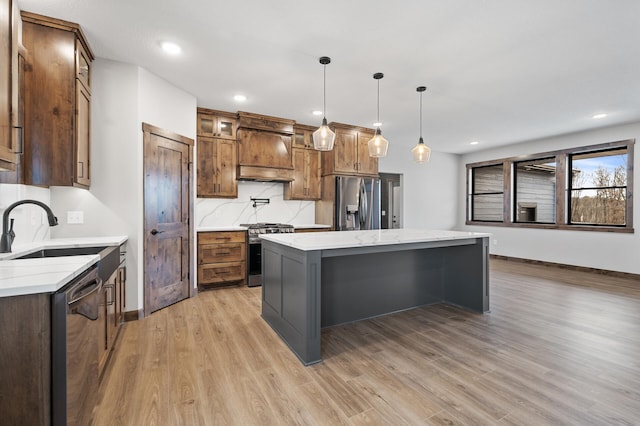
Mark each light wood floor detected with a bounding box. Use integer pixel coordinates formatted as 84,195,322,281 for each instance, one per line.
93,259,640,425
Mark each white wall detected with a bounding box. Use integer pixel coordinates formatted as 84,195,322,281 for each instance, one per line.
51,59,197,313
379,144,460,230
459,121,640,275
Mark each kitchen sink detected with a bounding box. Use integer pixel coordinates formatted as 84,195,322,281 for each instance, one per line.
14,246,109,259
13,245,121,282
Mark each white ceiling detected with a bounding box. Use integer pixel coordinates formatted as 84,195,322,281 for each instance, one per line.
17,0,640,155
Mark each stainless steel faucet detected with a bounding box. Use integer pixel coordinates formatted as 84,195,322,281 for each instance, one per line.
0,200,59,253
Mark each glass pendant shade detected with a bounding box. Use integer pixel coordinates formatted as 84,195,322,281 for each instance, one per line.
313,117,336,151
368,128,389,157
313,56,335,151
368,72,388,158
411,137,431,163
412,86,431,164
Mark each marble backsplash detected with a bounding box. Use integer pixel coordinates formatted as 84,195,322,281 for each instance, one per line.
196,181,316,227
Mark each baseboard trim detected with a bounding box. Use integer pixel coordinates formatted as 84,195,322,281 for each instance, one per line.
490,254,640,280
124,309,144,322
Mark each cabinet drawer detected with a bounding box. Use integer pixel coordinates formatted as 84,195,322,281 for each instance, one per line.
198,243,246,264
198,262,246,284
198,231,246,244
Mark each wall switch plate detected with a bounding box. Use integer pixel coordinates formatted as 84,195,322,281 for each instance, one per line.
67,211,84,224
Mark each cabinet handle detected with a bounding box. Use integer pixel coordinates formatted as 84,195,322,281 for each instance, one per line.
79,65,89,77
216,251,231,256
105,284,115,305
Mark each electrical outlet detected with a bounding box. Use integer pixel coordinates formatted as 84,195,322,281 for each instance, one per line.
67,211,84,224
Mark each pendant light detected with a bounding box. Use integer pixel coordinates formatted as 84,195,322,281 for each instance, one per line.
411,86,431,163
312,56,336,151
368,73,389,157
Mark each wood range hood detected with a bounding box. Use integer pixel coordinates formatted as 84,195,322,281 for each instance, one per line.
236,111,295,182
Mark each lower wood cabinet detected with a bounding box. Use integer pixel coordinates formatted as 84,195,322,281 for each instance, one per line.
98,245,126,376
198,231,247,288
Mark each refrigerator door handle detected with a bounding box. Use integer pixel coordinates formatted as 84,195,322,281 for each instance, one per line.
359,179,368,229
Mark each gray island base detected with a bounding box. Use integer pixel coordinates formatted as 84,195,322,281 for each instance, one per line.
260,229,490,365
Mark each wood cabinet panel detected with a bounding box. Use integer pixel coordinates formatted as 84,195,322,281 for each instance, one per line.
322,123,378,177
0,0,13,168
197,231,247,288
284,147,321,200
197,136,237,198
198,262,246,285
0,293,51,425
199,231,245,244
237,129,293,169
75,83,90,186
197,108,236,140
198,242,246,264
21,12,94,187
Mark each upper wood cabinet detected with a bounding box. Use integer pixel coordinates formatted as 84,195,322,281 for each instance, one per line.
0,0,18,170
21,11,94,188
197,136,237,198
236,111,294,181
293,123,315,149
285,124,321,200
322,123,378,177
197,108,237,140
284,147,321,200
196,108,238,198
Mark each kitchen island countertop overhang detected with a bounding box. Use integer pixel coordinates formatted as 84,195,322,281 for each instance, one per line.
259,229,491,365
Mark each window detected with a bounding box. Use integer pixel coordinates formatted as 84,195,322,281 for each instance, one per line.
466,139,634,233
513,157,556,224
470,164,504,222
569,148,627,226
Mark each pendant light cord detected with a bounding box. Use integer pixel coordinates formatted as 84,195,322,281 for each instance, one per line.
419,90,423,138
377,79,380,124
323,63,327,118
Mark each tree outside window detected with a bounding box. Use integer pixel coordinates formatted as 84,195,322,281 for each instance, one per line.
569,148,627,226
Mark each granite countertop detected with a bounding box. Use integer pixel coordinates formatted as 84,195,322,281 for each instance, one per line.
0,236,128,298
260,229,491,251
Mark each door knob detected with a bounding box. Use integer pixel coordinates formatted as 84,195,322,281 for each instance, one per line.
150,229,164,235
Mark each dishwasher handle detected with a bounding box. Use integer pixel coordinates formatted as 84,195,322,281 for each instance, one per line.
67,268,102,320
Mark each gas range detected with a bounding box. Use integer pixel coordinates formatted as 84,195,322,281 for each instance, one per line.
240,223,295,244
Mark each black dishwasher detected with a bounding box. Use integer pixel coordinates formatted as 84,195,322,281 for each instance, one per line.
51,264,102,426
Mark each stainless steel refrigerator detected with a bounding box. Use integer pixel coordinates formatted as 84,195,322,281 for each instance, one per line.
335,176,381,231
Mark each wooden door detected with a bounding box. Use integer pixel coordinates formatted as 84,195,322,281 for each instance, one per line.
357,131,378,176
334,128,358,174
143,123,193,315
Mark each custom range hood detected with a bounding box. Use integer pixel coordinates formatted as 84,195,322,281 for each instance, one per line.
236,111,295,182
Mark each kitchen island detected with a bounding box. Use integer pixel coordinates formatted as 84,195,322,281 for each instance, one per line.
260,229,490,365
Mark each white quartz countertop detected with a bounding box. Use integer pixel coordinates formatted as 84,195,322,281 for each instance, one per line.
260,229,491,251
0,236,127,297
196,224,331,232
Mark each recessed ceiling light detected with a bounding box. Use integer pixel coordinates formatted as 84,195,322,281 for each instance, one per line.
373,122,382,127
160,41,181,55
234,94,247,102
592,113,607,119
312,110,323,116
470,141,479,145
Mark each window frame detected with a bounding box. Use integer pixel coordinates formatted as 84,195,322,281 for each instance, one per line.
466,139,634,233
